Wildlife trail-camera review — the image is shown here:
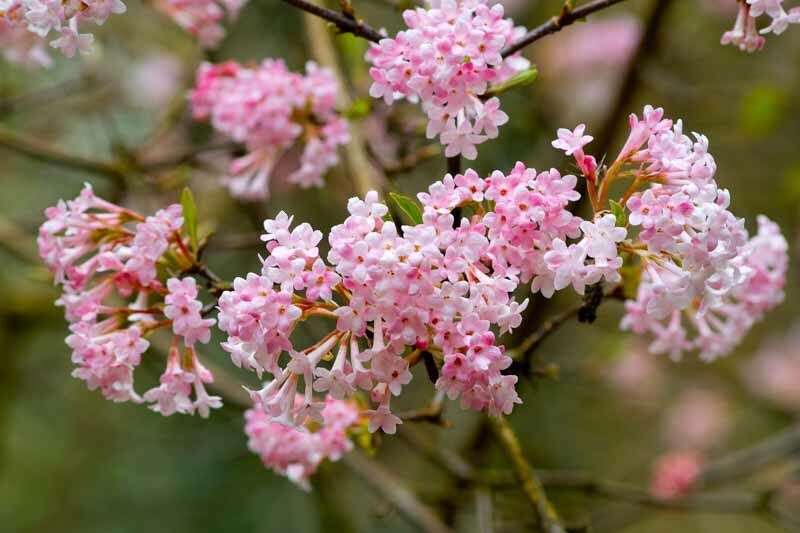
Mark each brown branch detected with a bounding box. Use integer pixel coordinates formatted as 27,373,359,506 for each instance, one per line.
0,125,126,181
281,0,383,42
343,452,454,533
509,286,623,367
501,0,630,58
489,416,566,533
698,424,800,488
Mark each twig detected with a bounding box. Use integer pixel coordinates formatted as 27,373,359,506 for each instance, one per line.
535,470,778,514
501,0,630,58
509,287,622,364
489,416,566,533
0,125,125,181
699,424,800,487
282,0,382,42
343,452,454,533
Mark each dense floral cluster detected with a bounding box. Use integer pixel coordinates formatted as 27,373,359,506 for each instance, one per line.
190,59,349,200
38,185,221,416
721,0,800,51
217,155,647,433
0,0,126,58
553,106,788,361
151,0,246,48
365,0,529,159
245,395,360,489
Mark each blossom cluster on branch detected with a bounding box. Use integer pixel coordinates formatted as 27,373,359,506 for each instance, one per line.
365,0,529,159
552,106,788,361
0,0,244,65
151,0,247,49
38,185,221,417
37,102,790,488
0,0,126,58
190,59,350,200
721,0,800,51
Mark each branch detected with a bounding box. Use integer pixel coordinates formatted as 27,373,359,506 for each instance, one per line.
343,452,454,533
535,470,779,514
699,424,800,487
281,0,383,42
489,416,566,533
0,125,125,181
509,286,622,365
501,0,629,58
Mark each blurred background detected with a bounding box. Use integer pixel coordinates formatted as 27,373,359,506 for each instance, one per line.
1,0,800,531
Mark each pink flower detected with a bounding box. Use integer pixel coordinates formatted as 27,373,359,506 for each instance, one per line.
164,277,216,345
650,452,703,501
552,124,594,156
441,120,487,160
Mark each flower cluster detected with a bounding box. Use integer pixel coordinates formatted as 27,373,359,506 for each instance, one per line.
189,59,349,201
0,0,126,58
151,0,246,48
245,395,360,489
553,106,788,361
218,152,643,434
721,0,800,52
365,0,529,159
38,184,221,416
0,15,51,68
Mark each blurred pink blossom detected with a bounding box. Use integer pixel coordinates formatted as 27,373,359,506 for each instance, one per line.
0,22,52,69
125,54,184,109
650,451,703,501
663,387,731,451
604,343,666,402
742,327,800,410
535,16,642,119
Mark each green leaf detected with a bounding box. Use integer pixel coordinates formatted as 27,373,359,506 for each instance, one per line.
486,66,538,97
343,98,371,120
388,192,423,225
180,187,198,252
609,200,627,227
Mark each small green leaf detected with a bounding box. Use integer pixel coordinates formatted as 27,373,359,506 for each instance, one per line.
609,200,627,227
389,192,423,225
343,98,371,120
486,67,538,97
180,187,198,252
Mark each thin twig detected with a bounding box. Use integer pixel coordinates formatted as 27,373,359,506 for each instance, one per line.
699,424,800,487
509,287,622,364
282,0,382,42
489,416,566,533
343,452,454,533
0,126,125,181
501,0,629,58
